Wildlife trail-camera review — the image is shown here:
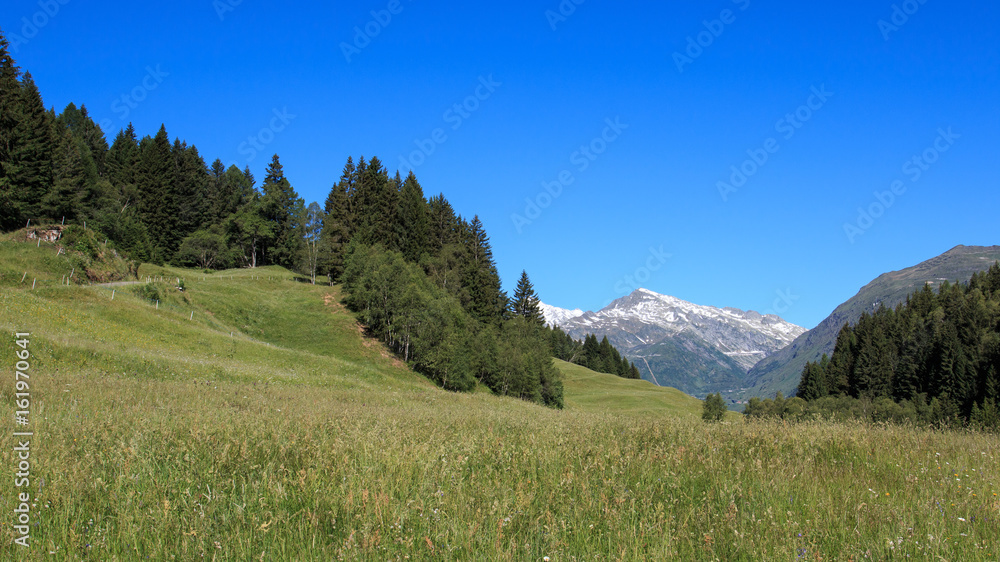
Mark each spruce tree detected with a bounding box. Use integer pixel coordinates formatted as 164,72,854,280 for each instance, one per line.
629,362,641,380
319,159,354,282
42,126,86,222
259,154,305,268
172,140,210,238
427,193,459,252
106,124,139,189
511,270,544,326
462,216,506,325
135,125,177,262
0,30,22,229
398,170,429,262
7,72,52,223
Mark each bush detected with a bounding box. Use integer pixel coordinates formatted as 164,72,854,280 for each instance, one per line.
134,283,161,303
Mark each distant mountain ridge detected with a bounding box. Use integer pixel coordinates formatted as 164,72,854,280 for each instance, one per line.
539,302,584,327
543,289,806,398
744,245,1000,399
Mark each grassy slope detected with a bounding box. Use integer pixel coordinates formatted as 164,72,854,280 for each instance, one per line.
2,240,999,560
559,359,705,417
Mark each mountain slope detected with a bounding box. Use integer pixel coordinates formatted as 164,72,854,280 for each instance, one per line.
745,245,1000,399
553,288,805,397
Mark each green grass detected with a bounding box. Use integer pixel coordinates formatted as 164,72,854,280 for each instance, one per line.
558,359,713,418
1,242,999,560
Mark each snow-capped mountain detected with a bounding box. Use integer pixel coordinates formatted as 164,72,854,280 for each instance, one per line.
539,302,585,328
551,288,806,398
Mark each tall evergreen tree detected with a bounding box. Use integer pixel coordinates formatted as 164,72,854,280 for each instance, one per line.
0,31,22,229
462,216,506,325
171,140,210,238
258,154,305,268
6,72,52,223
42,125,86,222
135,125,178,262
427,193,459,252
106,124,139,189
318,157,357,282
397,170,429,262
511,270,544,326
353,156,397,249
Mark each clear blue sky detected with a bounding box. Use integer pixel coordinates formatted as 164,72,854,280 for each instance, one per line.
4,0,998,329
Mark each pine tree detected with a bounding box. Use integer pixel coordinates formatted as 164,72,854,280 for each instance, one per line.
259,154,305,268
353,156,397,249
7,72,52,223
42,126,86,222
135,125,177,262
427,193,459,252
172,140,210,239
511,270,544,326
106,124,139,189
629,362,641,380
598,336,615,374
398,170,429,262
462,216,506,325
0,31,22,229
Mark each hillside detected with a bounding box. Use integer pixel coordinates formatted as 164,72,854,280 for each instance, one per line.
557,359,707,417
745,245,1000,399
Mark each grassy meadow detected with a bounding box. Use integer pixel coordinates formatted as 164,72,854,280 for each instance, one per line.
1,239,999,560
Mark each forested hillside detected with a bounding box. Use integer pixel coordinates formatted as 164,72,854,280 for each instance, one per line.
0,30,572,407
796,263,1000,427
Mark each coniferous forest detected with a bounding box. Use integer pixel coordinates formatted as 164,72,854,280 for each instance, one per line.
0,31,580,408
794,264,1000,427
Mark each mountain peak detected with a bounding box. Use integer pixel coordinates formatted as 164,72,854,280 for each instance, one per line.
549,289,806,397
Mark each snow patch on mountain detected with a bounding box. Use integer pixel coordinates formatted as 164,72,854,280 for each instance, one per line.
539,302,585,328
558,288,807,372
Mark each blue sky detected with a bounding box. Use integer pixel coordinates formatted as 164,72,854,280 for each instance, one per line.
4,0,998,329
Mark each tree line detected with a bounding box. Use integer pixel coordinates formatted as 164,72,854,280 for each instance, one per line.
793,263,1000,429
549,327,642,379
0,31,569,407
